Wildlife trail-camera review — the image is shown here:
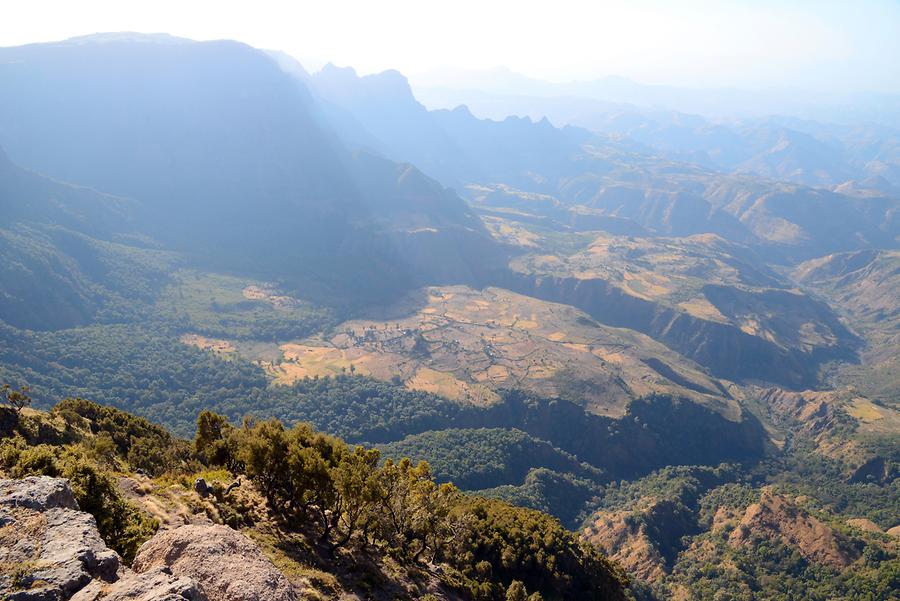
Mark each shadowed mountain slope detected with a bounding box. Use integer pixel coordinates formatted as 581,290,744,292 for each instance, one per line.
0,35,503,306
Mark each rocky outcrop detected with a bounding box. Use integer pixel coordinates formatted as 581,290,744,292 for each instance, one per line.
0,477,120,600
758,387,842,435
0,477,205,601
582,498,699,583
71,567,205,601
132,524,299,601
0,476,79,511
729,489,860,569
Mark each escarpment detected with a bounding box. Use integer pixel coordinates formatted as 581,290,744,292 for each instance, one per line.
495,270,858,388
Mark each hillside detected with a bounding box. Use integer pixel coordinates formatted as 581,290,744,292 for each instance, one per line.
0,400,628,601
0,35,504,306
497,231,859,388
0,148,180,330
794,250,900,404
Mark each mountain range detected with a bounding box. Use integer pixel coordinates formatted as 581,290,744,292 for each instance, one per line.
0,33,897,601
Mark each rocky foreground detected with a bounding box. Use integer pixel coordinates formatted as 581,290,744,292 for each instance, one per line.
0,477,297,600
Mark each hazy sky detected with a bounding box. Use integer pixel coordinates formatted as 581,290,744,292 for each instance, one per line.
3,0,899,93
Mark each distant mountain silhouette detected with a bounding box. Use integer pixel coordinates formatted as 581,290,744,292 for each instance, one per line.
0,35,502,305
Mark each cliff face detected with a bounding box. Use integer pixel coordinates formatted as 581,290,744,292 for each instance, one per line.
495,271,857,389
0,477,292,601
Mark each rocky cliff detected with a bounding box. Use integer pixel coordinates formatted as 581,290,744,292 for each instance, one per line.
0,477,296,601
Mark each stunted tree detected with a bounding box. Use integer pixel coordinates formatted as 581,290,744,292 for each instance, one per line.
1,384,32,414
235,418,291,507
194,410,235,467
285,423,343,527
329,445,381,550
373,458,459,562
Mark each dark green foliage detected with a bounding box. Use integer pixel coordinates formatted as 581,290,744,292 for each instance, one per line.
477,468,603,529
448,496,628,601
378,428,606,526
378,428,603,490
0,321,269,437
258,375,465,443
594,464,741,514
194,410,236,467
196,410,628,600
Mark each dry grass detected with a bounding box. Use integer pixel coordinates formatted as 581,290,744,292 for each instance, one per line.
846,398,885,423
255,285,736,417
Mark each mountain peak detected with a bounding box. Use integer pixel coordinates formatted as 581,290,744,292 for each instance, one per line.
60,32,193,46
318,62,359,79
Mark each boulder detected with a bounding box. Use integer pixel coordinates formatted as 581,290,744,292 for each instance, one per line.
0,476,78,510
71,567,207,601
0,477,207,601
1,477,120,600
0,478,293,601
132,524,298,601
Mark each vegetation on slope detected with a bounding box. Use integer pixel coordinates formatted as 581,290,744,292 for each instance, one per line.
580,457,899,600
378,427,603,490
0,396,629,601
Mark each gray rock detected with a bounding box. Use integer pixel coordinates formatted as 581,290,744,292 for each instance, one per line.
0,478,120,601
70,567,207,601
5,586,65,600
40,508,121,582
0,479,289,601
132,524,299,601
0,477,78,511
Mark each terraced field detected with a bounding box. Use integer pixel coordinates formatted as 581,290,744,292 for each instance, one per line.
184,285,739,419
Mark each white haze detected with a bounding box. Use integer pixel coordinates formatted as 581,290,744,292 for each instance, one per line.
2,0,899,96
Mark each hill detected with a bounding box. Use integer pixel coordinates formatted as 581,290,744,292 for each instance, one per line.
794,250,900,404
0,399,629,601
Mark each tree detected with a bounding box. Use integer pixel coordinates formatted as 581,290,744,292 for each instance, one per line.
329,445,381,550
235,418,291,507
372,458,460,563
506,581,528,601
2,384,32,414
194,410,234,466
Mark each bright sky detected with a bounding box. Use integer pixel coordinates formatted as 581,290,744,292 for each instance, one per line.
3,0,899,93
